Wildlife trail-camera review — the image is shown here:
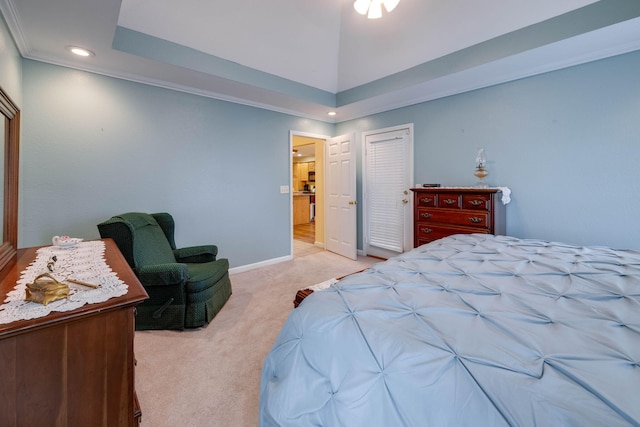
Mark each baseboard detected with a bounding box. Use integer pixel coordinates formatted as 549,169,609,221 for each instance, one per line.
229,247,369,275
229,255,292,275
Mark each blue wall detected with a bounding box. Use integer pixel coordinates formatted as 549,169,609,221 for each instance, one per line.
0,14,21,107
20,60,333,267
16,48,640,272
338,50,640,250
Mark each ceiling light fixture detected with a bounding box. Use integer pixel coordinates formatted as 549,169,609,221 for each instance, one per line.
328,111,337,116
353,0,399,19
66,46,95,57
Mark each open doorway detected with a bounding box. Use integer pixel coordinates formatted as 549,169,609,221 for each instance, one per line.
291,133,327,258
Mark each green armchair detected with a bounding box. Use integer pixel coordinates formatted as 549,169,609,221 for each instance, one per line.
97,212,232,330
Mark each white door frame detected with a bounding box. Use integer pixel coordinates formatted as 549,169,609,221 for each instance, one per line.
362,123,414,259
289,131,330,258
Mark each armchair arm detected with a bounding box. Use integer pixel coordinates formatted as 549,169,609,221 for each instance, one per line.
137,263,189,286
174,245,218,263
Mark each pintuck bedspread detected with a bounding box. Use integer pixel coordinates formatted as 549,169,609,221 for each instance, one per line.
259,234,640,427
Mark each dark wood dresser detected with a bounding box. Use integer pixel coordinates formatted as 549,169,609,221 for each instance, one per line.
412,187,506,247
0,239,148,426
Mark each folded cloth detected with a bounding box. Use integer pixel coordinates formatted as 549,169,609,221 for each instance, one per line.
308,278,338,291
497,186,511,204
294,278,339,308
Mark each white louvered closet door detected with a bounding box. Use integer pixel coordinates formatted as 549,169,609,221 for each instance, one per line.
363,125,413,258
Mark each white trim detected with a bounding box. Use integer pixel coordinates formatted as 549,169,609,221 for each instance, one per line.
24,51,339,123
0,0,31,54
229,255,292,275
229,248,371,275
291,130,332,140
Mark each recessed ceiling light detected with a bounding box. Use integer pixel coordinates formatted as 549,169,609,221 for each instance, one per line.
66,46,95,57
328,111,337,116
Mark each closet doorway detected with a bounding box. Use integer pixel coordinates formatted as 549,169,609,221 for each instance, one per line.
362,124,414,259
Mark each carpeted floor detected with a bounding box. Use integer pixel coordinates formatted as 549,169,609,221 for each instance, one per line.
134,248,378,426
293,239,324,258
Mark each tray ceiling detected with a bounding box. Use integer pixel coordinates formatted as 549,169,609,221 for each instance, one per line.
2,0,640,121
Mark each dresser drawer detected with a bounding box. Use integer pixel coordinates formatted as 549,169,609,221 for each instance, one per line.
416,194,436,207
462,194,491,210
417,208,490,228
438,194,461,208
415,223,489,245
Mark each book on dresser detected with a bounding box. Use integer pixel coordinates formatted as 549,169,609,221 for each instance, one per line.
411,187,506,248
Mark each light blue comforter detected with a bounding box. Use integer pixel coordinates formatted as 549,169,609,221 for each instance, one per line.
260,234,640,426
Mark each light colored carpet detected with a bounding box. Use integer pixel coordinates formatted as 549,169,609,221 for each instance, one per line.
293,239,324,257
134,248,379,426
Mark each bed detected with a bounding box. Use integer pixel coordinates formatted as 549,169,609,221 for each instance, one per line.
259,234,640,426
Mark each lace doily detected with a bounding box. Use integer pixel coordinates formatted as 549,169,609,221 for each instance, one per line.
0,241,128,324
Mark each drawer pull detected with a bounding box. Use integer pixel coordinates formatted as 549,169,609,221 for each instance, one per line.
420,197,433,204
421,228,433,234
468,200,484,206
469,217,484,223
421,213,432,219
443,199,457,205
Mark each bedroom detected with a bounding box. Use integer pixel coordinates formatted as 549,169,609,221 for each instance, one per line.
0,0,637,263
0,0,639,425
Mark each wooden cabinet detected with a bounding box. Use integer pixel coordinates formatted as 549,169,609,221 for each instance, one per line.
0,239,148,426
299,162,309,188
293,194,311,225
293,162,315,190
412,188,506,247
293,163,300,190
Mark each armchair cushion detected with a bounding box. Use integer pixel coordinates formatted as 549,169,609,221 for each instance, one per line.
137,263,189,286
174,245,218,263
151,212,178,249
115,212,176,266
185,259,229,294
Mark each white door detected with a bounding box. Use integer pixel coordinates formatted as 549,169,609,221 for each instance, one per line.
363,124,414,259
325,133,357,260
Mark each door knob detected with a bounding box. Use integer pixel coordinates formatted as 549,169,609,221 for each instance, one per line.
402,199,408,204
348,200,358,205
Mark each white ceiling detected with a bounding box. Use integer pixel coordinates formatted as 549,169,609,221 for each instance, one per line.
2,0,640,122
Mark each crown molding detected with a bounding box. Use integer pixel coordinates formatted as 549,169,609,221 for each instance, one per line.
0,0,30,55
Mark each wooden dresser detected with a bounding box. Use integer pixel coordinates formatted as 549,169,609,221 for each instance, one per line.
412,188,506,247
0,239,148,427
